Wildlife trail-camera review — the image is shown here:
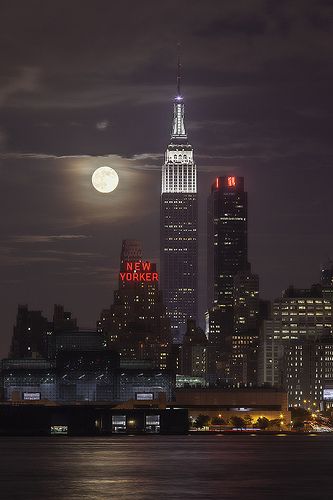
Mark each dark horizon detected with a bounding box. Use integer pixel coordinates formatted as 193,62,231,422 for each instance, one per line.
1,0,333,357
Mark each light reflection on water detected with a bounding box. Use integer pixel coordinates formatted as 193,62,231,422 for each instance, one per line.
1,435,333,499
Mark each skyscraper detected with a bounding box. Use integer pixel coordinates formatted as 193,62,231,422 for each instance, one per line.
207,176,248,313
206,176,249,347
160,70,198,339
206,176,253,384
98,239,171,369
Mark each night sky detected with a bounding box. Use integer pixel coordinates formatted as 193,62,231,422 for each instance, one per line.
1,0,333,358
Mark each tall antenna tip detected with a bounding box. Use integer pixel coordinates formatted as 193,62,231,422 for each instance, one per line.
177,43,181,96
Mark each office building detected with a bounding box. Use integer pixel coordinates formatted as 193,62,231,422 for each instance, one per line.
258,284,333,388
287,333,333,409
207,176,248,313
232,270,260,384
9,305,51,359
206,176,249,345
179,319,208,378
160,73,198,339
9,304,78,359
98,240,171,369
49,329,106,358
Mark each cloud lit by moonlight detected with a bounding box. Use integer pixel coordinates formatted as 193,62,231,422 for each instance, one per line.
92,166,119,193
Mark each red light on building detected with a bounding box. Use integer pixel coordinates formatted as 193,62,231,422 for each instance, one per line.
227,176,236,187
216,177,219,188
120,261,159,282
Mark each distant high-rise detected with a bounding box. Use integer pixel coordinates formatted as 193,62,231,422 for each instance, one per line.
9,304,77,359
98,239,171,369
179,319,208,378
10,305,50,358
258,284,333,388
160,69,198,339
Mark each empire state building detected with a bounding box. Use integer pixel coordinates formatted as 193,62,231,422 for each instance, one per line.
160,76,198,339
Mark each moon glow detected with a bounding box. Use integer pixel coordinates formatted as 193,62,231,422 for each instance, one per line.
92,166,119,193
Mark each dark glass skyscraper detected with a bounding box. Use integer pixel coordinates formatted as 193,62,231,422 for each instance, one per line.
207,176,248,313
160,83,198,340
206,175,249,353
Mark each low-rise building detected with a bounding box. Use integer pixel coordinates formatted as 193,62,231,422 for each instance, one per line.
174,387,291,425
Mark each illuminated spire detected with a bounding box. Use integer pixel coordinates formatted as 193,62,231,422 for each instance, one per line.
171,46,187,141
177,44,181,96
162,50,196,194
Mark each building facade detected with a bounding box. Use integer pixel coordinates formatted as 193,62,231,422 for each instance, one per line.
10,304,77,359
286,333,333,409
207,176,248,314
98,240,171,370
206,176,249,345
160,84,198,339
258,284,333,393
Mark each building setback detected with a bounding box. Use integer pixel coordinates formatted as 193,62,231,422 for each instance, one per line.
160,76,198,339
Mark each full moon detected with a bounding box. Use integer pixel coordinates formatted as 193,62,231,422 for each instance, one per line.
92,166,119,193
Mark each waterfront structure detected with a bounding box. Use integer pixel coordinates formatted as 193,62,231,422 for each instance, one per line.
174,387,291,425
160,73,198,339
258,284,333,391
0,404,188,436
1,358,56,401
1,352,174,404
98,240,171,369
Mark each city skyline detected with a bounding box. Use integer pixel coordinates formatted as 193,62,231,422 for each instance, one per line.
2,1,333,359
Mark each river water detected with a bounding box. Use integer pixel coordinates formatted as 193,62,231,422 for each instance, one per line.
0,434,332,499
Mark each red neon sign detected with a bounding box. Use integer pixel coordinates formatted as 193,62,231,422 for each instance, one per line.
120,261,159,282
227,176,236,187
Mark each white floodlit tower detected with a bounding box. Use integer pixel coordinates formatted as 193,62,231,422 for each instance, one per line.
160,59,198,340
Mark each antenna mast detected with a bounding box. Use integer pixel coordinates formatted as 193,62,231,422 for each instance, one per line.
177,43,181,96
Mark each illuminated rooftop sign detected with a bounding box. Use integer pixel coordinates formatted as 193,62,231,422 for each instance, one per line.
120,261,159,282
227,176,236,187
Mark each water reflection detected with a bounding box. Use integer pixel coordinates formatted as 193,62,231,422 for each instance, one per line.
0,435,332,499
